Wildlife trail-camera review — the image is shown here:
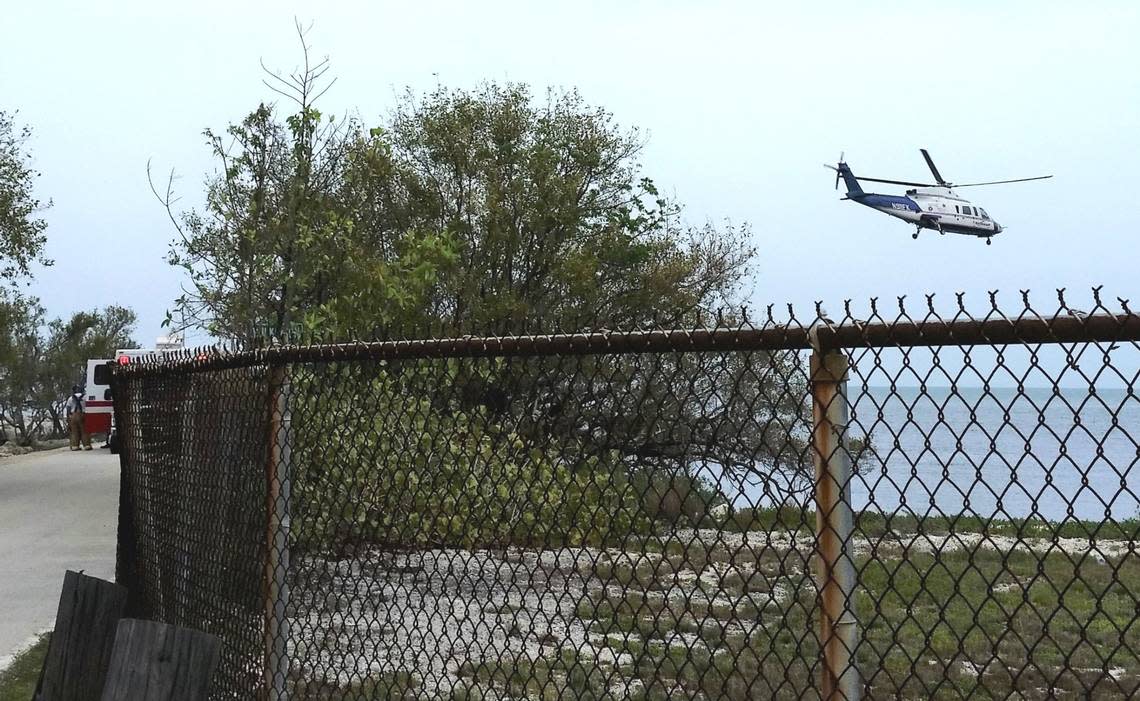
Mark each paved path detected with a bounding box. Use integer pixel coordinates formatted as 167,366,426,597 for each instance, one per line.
0,448,119,658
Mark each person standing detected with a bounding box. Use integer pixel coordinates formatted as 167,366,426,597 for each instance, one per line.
66,384,92,451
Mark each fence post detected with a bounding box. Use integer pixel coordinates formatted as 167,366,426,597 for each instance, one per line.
263,364,291,701
112,372,142,618
810,349,860,701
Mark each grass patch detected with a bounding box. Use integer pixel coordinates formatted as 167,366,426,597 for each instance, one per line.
0,633,49,701
855,547,1140,699
568,542,1140,700
728,504,815,533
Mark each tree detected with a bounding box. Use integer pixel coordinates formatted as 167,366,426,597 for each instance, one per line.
373,83,753,334
160,43,815,547
0,111,52,285
0,293,136,444
36,306,137,435
159,35,751,341
154,23,454,342
0,291,46,443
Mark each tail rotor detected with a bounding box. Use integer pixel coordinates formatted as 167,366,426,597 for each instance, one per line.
824,152,845,190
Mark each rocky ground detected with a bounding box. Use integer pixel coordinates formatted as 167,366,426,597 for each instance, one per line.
282,525,1140,700
0,439,69,459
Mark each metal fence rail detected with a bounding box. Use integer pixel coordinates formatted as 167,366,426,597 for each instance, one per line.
113,291,1140,700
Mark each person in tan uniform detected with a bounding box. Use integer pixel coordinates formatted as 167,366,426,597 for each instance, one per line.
65,385,92,451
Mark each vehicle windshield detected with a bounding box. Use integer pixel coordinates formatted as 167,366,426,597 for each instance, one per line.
979,208,989,220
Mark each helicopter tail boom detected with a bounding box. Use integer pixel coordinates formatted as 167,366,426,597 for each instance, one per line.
836,162,864,198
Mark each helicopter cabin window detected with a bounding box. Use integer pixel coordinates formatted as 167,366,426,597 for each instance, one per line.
980,208,990,220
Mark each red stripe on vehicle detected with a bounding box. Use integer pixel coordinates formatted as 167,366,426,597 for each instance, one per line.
85,414,112,434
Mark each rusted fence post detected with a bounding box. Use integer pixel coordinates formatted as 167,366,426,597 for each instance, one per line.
810,349,861,701
264,364,292,701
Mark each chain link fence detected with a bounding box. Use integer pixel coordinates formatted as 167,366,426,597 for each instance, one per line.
113,290,1140,700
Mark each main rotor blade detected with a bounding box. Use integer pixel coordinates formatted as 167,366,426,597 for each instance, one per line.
853,175,937,187
951,175,1054,188
920,148,947,186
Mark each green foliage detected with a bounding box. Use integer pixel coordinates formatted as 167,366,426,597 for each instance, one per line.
290,361,651,552
0,111,52,285
38,305,136,427
0,633,50,701
373,83,754,333
0,290,46,443
160,47,753,341
631,471,724,526
728,504,814,533
0,292,136,443
499,349,814,497
159,99,367,339
162,37,816,547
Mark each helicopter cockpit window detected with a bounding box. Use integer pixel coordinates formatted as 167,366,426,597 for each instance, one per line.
980,208,990,219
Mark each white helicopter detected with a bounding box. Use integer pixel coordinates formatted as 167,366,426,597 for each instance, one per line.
826,150,1051,244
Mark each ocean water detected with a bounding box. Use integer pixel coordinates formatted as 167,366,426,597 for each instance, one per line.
845,386,1140,522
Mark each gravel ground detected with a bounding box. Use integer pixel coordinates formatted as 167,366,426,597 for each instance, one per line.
283,526,1138,698
290,547,609,696
673,527,1138,560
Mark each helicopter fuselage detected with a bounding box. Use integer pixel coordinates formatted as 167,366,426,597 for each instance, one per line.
851,187,1002,238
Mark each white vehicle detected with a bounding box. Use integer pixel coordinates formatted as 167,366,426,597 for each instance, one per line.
84,335,184,452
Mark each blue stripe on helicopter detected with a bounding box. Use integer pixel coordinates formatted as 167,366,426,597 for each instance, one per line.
855,194,920,212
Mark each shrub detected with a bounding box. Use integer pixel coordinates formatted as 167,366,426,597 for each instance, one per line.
290,362,652,552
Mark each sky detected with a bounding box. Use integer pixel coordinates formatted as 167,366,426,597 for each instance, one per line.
3,1,1139,346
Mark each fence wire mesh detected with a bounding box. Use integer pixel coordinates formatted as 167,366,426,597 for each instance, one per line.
113,290,1140,700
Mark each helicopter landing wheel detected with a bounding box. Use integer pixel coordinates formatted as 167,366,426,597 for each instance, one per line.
912,232,919,240
986,238,992,246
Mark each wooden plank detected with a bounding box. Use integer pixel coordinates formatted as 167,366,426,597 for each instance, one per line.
35,570,128,701
100,619,221,701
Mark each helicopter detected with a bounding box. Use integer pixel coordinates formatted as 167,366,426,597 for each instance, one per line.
825,150,1051,245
